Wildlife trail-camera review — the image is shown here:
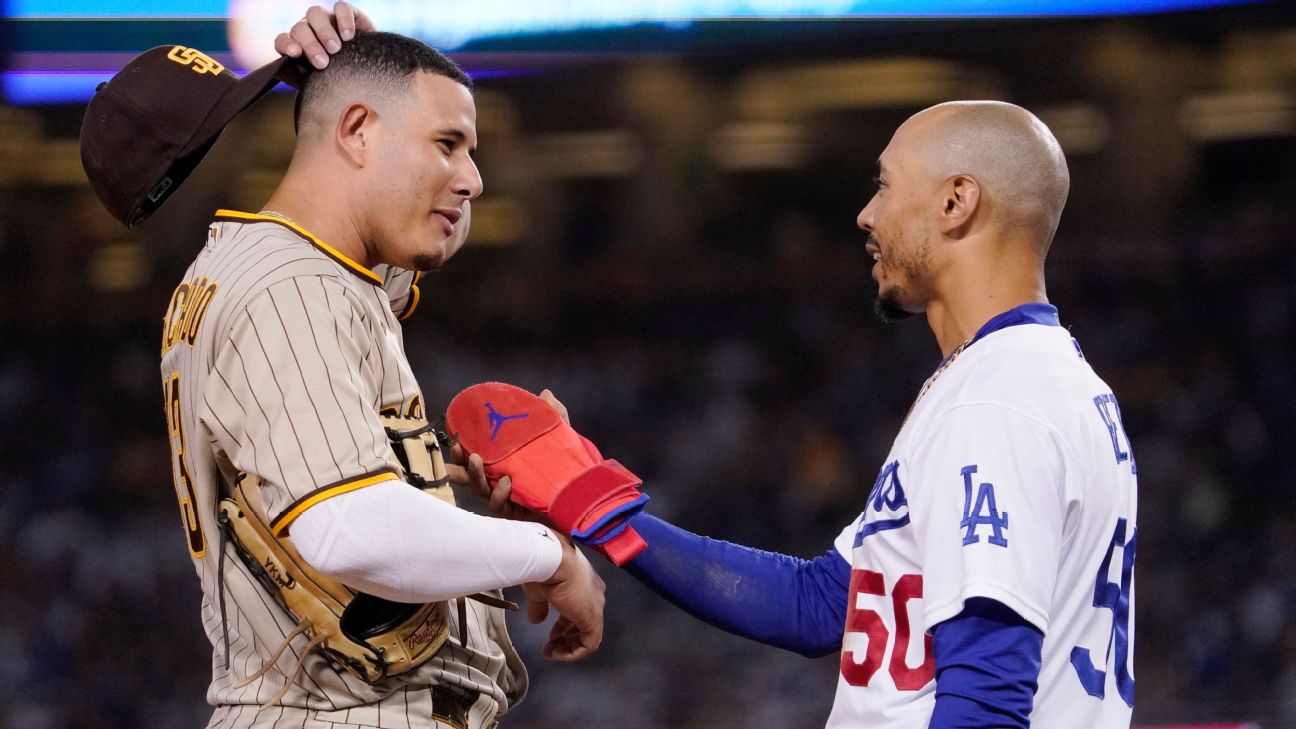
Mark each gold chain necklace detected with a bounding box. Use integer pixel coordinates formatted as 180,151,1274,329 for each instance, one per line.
904,333,976,423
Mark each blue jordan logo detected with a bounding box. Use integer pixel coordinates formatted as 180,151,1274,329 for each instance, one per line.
485,402,529,441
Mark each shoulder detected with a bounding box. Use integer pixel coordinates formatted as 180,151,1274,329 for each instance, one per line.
208,214,354,287
203,213,385,323
205,261,374,354
208,274,381,372
914,325,1105,468
944,325,1090,414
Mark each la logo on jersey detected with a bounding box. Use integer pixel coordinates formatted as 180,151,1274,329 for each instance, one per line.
959,465,1008,547
853,460,910,546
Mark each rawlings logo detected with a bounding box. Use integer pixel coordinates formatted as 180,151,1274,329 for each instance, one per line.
405,618,445,654
166,46,225,76
484,402,528,441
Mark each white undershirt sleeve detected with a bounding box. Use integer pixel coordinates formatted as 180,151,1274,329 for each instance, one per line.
290,481,564,604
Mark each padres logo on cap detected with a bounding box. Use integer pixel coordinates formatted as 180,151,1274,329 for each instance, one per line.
166,46,225,76
81,45,292,227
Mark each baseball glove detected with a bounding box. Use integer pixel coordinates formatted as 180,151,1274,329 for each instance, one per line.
216,414,513,709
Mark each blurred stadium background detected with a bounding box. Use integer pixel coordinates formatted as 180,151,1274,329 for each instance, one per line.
2,1,1295,727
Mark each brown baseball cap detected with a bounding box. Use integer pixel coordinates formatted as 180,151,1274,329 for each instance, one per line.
80,45,303,228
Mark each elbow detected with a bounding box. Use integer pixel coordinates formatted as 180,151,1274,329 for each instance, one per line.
765,617,843,657
788,638,842,659
801,643,842,659
294,530,416,602
290,510,392,591
293,527,364,581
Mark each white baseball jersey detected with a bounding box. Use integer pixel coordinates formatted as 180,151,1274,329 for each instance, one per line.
160,209,524,729
828,309,1137,728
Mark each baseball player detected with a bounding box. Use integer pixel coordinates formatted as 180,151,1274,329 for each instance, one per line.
467,103,1139,728
136,27,606,729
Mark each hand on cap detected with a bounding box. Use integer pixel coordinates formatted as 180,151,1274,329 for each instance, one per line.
274,2,376,70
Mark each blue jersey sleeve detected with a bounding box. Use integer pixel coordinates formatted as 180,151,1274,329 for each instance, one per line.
622,512,851,657
928,598,1044,729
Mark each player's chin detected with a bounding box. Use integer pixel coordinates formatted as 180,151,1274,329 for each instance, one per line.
873,287,915,324
412,248,447,272
410,233,451,272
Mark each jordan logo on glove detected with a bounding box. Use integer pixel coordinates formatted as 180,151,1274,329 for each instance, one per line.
448,382,649,565
485,402,529,441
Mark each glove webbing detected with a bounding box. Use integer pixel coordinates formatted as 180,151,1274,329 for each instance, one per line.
383,417,455,492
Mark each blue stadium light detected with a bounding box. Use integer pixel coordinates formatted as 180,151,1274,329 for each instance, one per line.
222,0,1256,65
2,0,1261,104
7,0,1254,23
2,71,115,104
7,0,228,17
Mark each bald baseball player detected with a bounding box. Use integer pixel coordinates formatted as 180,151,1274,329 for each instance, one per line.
160,29,605,729
285,11,1137,727
483,103,1138,728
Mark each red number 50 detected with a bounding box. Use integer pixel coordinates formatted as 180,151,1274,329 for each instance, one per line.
840,570,934,690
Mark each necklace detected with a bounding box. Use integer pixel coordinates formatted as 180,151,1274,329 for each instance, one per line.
903,334,976,423
258,209,301,227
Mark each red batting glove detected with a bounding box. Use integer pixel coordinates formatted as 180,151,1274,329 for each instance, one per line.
446,383,648,565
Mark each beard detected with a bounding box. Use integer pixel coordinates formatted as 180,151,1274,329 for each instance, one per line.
873,287,914,323
412,251,446,272
869,229,931,324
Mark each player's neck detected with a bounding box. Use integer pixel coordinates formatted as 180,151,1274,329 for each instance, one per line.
925,261,1047,358
264,172,374,271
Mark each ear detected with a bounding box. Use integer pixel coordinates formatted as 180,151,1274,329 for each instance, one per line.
939,173,980,236
335,102,374,167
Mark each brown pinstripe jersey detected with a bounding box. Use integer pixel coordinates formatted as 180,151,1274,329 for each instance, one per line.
160,209,525,729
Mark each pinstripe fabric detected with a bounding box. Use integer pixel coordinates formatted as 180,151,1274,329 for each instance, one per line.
163,212,525,729
205,702,475,729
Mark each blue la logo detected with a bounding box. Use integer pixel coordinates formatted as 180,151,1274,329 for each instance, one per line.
870,460,907,512
854,460,911,546
959,465,1009,547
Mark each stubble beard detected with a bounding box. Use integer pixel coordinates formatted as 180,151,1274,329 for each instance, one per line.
874,288,913,323
412,251,445,272
871,229,931,325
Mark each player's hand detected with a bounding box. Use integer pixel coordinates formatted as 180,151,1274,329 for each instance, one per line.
446,446,555,529
539,388,571,424
446,386,569,519
523,537,606,661
274,2,376,70
447,449,529,519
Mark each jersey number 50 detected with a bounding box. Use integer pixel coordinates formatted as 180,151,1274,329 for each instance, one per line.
841,571,934,690
1070,517,1136,706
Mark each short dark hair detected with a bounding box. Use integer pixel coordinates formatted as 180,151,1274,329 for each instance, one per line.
294,31,472,129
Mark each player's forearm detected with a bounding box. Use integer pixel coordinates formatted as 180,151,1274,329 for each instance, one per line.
291,481,563,603
622,512,850,657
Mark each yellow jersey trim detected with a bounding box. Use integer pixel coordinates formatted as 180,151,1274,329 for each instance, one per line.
213,209,383,287
270,469,399,536
399,283,421,320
